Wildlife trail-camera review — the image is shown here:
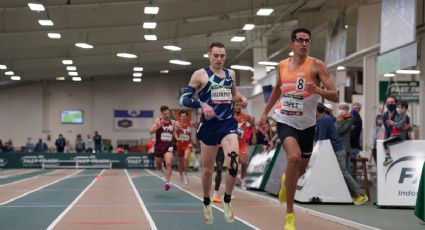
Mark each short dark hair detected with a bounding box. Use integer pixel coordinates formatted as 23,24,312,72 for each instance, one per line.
385,96,398,104
209,42,225,51
317,103,326,113
291,28,311,40
160,105,169,113
179,110,188,116
399,100,408,109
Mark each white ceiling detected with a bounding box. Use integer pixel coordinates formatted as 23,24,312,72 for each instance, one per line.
0,0,363,86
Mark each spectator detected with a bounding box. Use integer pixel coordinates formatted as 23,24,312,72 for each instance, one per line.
0,140,3,152
324,103,336,123
382,101,410,166
2,140,14,152
348,102,363,171
86,134,94,153
316,103,368,205
93,131,102,153
55,134,66,153
34,138,48,152
336,103,353,154
65,140,74,153
369,115,385,165
75,134,86,153
382,96,398,139
103,139,113,153
25,137,34,153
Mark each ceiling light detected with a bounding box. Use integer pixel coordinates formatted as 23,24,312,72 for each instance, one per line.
0,64,6,70
337,66,346,71
144,34,157,41
258,61,278,66
395,69,421,74
256,8,274,16
68,71,78,76
243,23,255,31
47,33,61,39
72,77,82,81
133,78,142,82
203,53,208,58
383,73,396,77
116,53,137,58
133,67,143,72
62,60,73,65
133,73,143,77
144,6,159,14
75,43,94,49
266,66,276,72
28,1,45,11
143,22,157,29
38,19,54,26
160,70,169,74
56,76,66,81
163,45,182,51
231,36,246,42
169,59,191,65
289,51,294,56
5,71,14,76
66,66,77,71
231,65,253,71
11,76,21,81
345,25,348,29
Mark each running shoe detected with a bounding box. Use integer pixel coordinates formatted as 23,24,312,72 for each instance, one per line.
353,194,369,206
183,174,188,184
221,196,235,223
203,204,214,224
278,174,286,203
284,212,296,230
241,178,247,190
213,195,221,203
165,182,171,191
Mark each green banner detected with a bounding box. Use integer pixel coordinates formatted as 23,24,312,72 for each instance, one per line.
379,80,420,102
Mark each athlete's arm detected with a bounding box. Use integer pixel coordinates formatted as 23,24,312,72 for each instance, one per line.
230,69,248,107
260,67,282,124
149,118,161,135
173,121,179,141
179,69,203,108
308,59,339,102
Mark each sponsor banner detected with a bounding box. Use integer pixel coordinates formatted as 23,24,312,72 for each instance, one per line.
377,140,425,207
114,110,154,131
125,156,150,168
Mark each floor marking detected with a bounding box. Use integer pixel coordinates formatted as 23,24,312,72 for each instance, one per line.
67,221,145,225
46,169,104,230
125,169,158,230
146,170,261,230
0,169,39,179
153,209,203,214
0,169,60,187
0,170,81,206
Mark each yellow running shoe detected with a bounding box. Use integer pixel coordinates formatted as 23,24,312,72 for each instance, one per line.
203,204,214,224
353,194,369,206
278,174,286,203
221,197,235,223
284,212,296,230
213,195,221,203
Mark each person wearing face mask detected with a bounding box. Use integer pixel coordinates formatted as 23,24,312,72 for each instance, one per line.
336,103,353,155
382,96,398,139
348,102,363,172
382,101,409,166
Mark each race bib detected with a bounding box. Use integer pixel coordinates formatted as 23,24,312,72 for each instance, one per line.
180,134,190,141
280,94,304,116
160,132,173,142
237,128,245,139
211,86,232,104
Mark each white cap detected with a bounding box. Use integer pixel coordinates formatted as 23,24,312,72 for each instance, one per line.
324,103,333,111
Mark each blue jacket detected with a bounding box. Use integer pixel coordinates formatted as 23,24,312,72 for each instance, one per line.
315,114,344,153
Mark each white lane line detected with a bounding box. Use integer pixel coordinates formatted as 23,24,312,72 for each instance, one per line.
125,169,158,230
0,169,59,187
0,170,81,206
146,170,261,230
193,174,380,230
46,169,104,230
0,169,39,179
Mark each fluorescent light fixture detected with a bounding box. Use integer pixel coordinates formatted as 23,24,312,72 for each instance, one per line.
116,53,137,58
0,64,6,70
169,59,191,65
133,67,144,71
72,77,82,81
75,43,94,49
133,72,143,77
395,69,421,74
203,53,208,58
266,66,276,72
28,2,45,11
258,61,278,66
66,66,77,71
336,66,346,71
133,78,142,82
47,33,61,39
289,51,294,56
231,65,253,71
243,23,255,31
231,36,246,42
383,73,396,77
256,8,274,16
11,76,21,81
144,34,157,41
56,76,66,81
62,59,73,65
5,71,14,76
160,70,169,74
143,22,157,29
163,45,182,51
38,19,54,26
144,6,159,14
68,71,78,76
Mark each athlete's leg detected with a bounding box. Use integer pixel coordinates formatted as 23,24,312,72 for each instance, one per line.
282,136,302,214
184,148,191,173
200,141,219,198
164,151,173,182
221,133,239,196
214,148,224,191
155,157,163,171
239,149,248,179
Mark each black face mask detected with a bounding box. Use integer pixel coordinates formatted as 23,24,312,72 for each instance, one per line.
387,104,396,111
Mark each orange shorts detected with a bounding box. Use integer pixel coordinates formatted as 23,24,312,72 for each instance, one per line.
177,143,192,158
